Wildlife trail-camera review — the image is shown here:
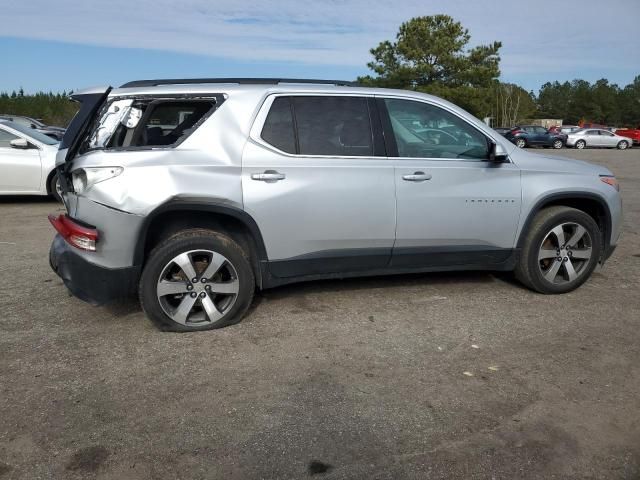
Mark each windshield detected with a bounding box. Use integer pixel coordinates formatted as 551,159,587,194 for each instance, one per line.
0,121,59,145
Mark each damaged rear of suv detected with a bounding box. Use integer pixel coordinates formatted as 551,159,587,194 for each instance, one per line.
50,78,622,332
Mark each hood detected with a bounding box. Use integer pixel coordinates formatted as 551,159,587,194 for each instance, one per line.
511,150,613,176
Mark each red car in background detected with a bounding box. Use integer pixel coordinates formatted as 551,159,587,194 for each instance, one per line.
615,128,640,146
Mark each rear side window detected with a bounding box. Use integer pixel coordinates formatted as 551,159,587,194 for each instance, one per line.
294,97,373,156
261,97,296,154
81,97,219,153
260,95,374,157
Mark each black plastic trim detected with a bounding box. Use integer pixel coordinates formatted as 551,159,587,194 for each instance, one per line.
516,192,612,251
390,245,514,268
368,97,387,157
263,246,517,287
121,78,358,88
50,234,140,305
262,247,517,289
132,198,268,266
376,97,399,157
269,248,392,278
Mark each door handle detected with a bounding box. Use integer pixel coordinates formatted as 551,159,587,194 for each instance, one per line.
402,172,432,182
251,170,286,182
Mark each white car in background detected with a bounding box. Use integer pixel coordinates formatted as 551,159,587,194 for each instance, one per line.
0,120,61,200
566,128,632,150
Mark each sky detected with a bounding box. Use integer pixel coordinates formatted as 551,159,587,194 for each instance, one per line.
0,0,638,94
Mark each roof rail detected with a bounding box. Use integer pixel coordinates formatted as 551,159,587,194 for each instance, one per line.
120,78,358,88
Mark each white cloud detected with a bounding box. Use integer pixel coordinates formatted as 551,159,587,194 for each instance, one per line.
2,0,638,79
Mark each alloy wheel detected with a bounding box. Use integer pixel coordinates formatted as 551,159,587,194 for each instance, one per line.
553,140,563,149
516,139,526,148
156,249,240,326
576,140,585,149
55,177,63,199
537,222,592,285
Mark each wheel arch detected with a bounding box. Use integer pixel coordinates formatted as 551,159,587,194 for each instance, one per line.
133,199,268,288
517,192,611,253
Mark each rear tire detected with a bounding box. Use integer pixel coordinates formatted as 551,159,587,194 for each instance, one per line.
617,140,629,150
515,138,526,148
139,229,255,332
575,140,586,149
515,206,602,294
49,173,62,203
552,139,563,149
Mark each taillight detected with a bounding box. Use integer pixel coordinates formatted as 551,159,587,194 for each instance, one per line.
48,214,98,251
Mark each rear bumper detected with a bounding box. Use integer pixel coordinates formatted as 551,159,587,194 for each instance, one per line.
49,234,140,305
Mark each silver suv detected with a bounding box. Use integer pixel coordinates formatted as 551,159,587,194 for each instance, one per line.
49,78,622,332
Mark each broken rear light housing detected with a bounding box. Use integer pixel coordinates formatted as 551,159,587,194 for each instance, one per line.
48,214,98,251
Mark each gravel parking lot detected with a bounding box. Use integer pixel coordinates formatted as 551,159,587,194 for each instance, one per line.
1,148,639,479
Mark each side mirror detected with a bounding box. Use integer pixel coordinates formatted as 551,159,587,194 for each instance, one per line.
10,138,30,149
489,142,508,163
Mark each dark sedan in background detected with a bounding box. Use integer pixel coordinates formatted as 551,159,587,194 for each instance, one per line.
0,115,65,141
505,125,566,149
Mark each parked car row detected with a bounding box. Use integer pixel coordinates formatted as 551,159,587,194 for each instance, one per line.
0,115,65,141
0,120,62,200
495,125,634,150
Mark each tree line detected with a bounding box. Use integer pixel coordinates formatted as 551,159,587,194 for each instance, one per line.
359,15,640,128
0,90,79,127
2,15,639,129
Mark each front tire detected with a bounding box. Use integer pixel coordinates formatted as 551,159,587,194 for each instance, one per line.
552,139,563,149
139,229,255,332
575,140,586,149
617,140,629,150
515,138,526,148
515,206,602,294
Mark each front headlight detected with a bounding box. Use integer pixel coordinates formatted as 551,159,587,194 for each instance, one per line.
71,167,123,194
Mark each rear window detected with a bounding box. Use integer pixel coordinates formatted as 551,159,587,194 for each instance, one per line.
80,96,220,153
260,95,374,157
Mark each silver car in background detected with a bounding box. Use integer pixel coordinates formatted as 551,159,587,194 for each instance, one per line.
566,128,632,150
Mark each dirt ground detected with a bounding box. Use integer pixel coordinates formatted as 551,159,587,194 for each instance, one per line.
1,148,639,479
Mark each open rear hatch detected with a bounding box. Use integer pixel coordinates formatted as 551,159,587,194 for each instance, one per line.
56,86,112,196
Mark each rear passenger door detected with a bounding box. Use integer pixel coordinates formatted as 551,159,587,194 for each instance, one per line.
584,130,602,146
242,94,396,278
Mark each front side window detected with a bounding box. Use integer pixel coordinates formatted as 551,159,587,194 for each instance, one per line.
81,97,218,153
0,129,19,148
260,95,374,157
384,99,489,160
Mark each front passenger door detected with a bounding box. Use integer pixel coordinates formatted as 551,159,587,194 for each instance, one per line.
584,130,602,147
380,97,522,268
